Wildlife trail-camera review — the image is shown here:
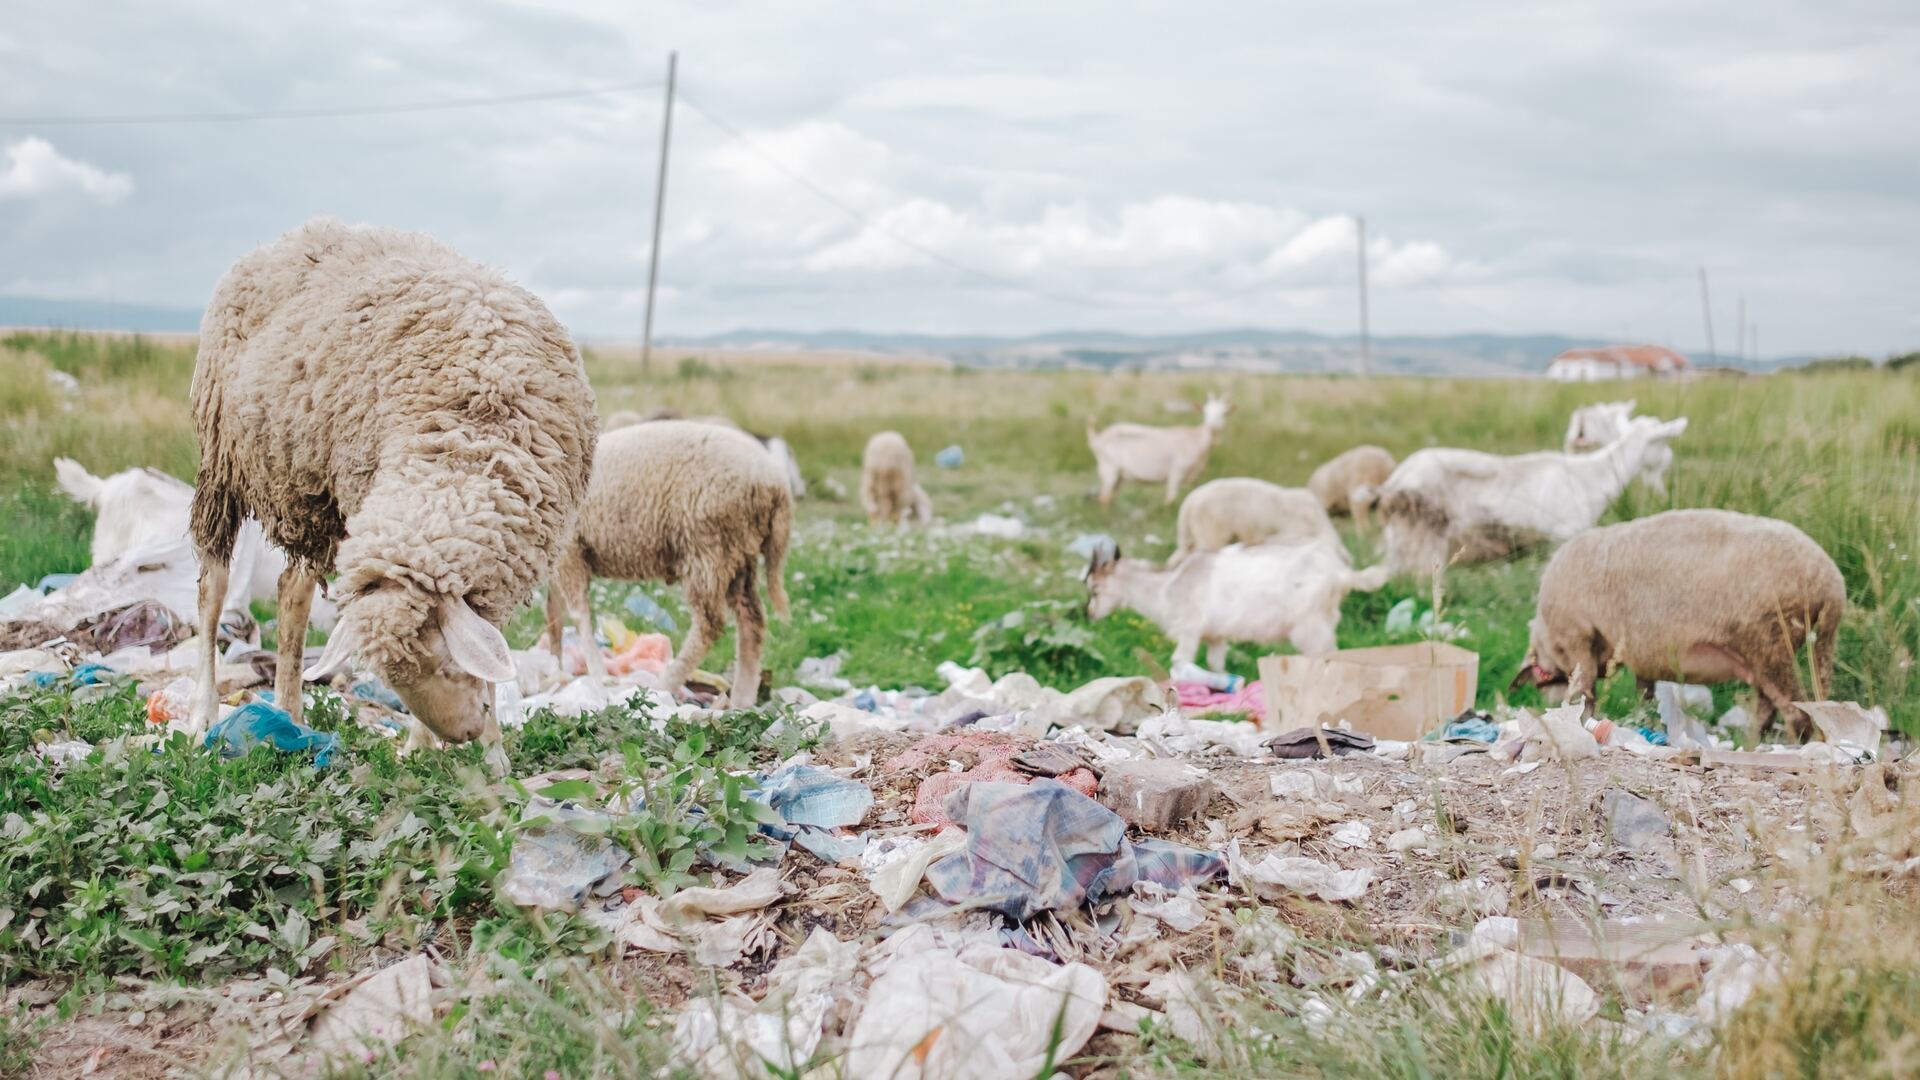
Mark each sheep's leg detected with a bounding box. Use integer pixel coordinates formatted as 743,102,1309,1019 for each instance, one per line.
182,557,231,739
725,565,767,708
1164,471,1183,506
1749,652,1810,743
1205,641,1228,672
550,547,604,678
272,565,320,725
662,579,727,698
1633,675,1657,702
1096,463,1119,507
1169,635,1201,669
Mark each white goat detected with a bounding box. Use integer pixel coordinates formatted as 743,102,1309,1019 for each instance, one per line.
1084,539,1388,669
1087,393,1231,506
1563,399,1672,497
52,458,336,636
1373,416,1688,575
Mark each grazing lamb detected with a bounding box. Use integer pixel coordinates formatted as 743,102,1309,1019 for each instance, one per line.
188,217,597,770
611,411,807,499
1370,415,1687,576
1087,393,1231,506
53,457,336,635
861,430,930,526
1564,400,1672,497
1513,509,1844,741
1085,539,1387,669
1307,445,1396,517
546,420,791,705
1171,478,1343,566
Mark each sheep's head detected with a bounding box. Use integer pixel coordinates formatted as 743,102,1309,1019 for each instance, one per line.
1509,617,1572,703
1200,393,1232,430
303,586,516,744
1083,539,1124,620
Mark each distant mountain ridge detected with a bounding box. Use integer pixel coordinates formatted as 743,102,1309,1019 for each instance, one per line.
0,294,1803,374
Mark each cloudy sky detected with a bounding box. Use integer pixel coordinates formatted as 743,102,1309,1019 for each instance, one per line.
3,1,1916,355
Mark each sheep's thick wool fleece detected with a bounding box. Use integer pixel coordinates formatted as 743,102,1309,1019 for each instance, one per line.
191,217,596,666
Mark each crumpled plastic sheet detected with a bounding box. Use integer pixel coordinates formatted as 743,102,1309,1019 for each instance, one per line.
1174,679,1265,719
1135,711,1270,757
499,798,631,911
759,764,872,828
1225,838,1371,903
844,922,1106,1080
671,926,861,1077
204,699,339,768
926,780,1224,920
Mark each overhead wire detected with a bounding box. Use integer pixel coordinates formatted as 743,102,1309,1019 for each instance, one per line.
0,80,663,126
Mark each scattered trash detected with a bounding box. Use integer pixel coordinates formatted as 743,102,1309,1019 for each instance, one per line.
1655,681,1718,750
671,926,859,1076
1269,769,1365,800
1453,946,1599,1032
203,699,338,767
1174,678,1265,720
1170,661,1243,693
934,444,964,468
1067,532,1117,558
866,830,969,912
844,923,1105,1080
1433,710,1501,744
1515,916,1704,1002
890,730,1098,827
760,764,872,829
796,651,853,692
1517,703,1600,762
499,798,630,911
306,954,437,1063
965,512,1026,539
1695,944,1782,1025
1797,700,1888,759
1327,821,1373,849
659,867,787,922
347,676,407,713
1266,725,1375,760
1226,839,1371,902
1260,642,1479,741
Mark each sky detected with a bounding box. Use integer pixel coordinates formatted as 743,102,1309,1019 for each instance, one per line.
2,1,1916,356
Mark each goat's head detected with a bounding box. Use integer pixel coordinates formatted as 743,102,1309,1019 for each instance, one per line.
1508,617,1572,703
1200,393,1232,430
1083,538,1125,620
1567,400,1635,450
304,587,516,743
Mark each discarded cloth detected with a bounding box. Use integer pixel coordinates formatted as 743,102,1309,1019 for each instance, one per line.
1266,726,1376,760
888,731,1098,827
606,632,671,677
926,780,1221,919
1175,679,1266,720
1430,711,1501,744
203,699,338,768
759,764,873,829
499,798,631,910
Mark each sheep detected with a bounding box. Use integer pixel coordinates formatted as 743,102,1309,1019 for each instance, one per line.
1087,393,1231,506
187,217,597,771
1513,508,1844,741
1307,445,1396,517
609,410,807,499
1170,478,1343,566
52,457,337,636
545,420,791,705
1084,539,1388,669
1369,415,1687,576
1563,399,1673,497
861,430,931,526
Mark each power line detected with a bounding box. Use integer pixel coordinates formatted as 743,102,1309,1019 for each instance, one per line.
676,90,1121,310
0,81,662,126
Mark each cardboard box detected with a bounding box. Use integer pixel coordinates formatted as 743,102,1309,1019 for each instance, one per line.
1258,642,1479,741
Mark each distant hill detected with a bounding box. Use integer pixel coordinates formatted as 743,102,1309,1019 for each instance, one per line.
0,294,1808,374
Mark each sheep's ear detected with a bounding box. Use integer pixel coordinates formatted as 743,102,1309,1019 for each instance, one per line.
302,615,361,683
441,596,516,683
1656,417,1688,439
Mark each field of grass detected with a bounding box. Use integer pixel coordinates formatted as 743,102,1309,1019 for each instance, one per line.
6,329,1918,728
3,330,1919,1077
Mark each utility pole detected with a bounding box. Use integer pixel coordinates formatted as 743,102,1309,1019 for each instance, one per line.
640,51,677,375
1697,267,1716,362
1355,214,1370,377
1736,295,1746,361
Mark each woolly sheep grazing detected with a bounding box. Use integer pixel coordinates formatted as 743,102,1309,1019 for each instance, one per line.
1307,445,1396,517
1371,415,1687,576
1514,509,1844,741
546,421,791,705
1087,393,1231,506
53,457,337,636
188,218,597,770
1084,540,1388,669
1171,478,1343,566
861,430,930,526
613,411,807,499
1564,399,1672,497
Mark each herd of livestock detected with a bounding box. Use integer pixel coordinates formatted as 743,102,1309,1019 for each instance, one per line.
43,217,1848,769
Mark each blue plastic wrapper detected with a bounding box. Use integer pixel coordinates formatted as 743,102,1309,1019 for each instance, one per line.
760,764,873,828
935,445,964,468
623,592,679,634
204,699,339,768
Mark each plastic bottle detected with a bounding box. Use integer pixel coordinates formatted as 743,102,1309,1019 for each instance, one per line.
1170,662,1244,692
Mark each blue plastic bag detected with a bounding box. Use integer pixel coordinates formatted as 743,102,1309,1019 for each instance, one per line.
204,700,339,768
623,592,679,634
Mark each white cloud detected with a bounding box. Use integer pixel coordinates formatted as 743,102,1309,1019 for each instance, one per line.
0,137,133,204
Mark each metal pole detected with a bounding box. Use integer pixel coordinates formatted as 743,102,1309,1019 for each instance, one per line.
1736,295,1745,362
640,51,677,375
1355,214,1370,377
1697,267,1716,362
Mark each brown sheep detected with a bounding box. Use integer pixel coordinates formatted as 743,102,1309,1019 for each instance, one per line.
1513,508,1845,741
546,420,791,706
861,431,929,526
1308,445,1396,518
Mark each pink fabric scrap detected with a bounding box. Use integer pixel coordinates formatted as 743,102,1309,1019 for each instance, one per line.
1173,679,1265,720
